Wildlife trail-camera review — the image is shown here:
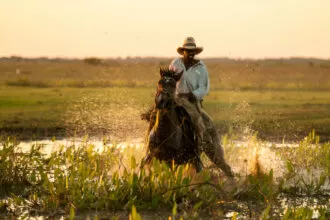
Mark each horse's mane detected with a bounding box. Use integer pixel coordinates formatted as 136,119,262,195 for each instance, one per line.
160,67,182,81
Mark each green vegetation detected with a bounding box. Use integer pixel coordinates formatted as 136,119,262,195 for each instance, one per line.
1,58,330,141
1,133,329,219
0,86,153,139
1,57,330,218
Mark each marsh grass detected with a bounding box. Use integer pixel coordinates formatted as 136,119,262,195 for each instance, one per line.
1,86,330,142
2,58,330,90
0,60,158,88
1,58,330,218
1,137,224,218
1,58,330,141
279,130,330,196
1,132,329,219
0,86,154,140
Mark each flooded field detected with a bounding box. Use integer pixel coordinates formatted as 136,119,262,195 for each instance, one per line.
1,59,330,218
16,137,292,178
5,133,328,219
2,99,330,218
15,135,327,183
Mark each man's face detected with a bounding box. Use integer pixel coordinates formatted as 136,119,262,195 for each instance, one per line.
183,49,195,61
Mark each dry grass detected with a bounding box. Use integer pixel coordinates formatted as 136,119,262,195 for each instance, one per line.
1,57,330,141
1,58,330,90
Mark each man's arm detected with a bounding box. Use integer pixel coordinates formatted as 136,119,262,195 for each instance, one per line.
191,65,210,100
169,58,184,74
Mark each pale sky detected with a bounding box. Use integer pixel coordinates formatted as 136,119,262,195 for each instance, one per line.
1,0,330,59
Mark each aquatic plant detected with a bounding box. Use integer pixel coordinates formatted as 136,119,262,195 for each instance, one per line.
1,133,329,218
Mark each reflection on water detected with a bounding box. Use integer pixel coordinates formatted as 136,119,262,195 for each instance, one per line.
227,143,288,180
17,137,292,178
17,138,145,157
16,136,330,185
278,194,330,219
16,137,319,181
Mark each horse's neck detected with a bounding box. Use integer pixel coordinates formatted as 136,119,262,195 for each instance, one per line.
154,108,181,148
155,109,179,134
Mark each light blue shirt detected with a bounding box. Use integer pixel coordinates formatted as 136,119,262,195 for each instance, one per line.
169,58,210,100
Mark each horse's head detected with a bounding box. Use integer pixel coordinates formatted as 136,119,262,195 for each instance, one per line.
155,67,183,109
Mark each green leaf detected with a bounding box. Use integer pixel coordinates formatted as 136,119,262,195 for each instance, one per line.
152,195,160,208
317,173,326,188
260,205,271,219
69,206,75,220
286,160,294,174
182,177,190,185
176,166,183,185
172,201,177,217
131,156,136,170
193,201,203,210
130,205,141,220
66,175,69,190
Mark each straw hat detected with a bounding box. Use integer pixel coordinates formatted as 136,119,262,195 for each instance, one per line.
177,37,203,55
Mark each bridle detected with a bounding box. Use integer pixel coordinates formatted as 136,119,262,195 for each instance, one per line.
155,76,176,110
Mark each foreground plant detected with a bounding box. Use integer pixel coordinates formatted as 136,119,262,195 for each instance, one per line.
1,133,329,219
0,136,47,196
280,130,330,195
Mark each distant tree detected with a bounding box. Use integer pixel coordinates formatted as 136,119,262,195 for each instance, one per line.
84,57,102,65
308,61,314,67
10,56,24,61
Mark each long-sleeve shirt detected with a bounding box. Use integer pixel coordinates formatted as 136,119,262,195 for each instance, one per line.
169,58,210,100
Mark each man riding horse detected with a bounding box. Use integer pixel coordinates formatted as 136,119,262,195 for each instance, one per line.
144,37,234,178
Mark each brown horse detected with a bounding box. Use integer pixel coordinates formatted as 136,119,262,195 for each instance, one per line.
141,68,203,171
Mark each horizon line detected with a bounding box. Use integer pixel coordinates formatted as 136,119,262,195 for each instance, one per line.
1,55,330,61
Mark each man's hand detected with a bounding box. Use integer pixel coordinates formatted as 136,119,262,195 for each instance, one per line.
173,70,184,81
187,92,197,102
178,92,196,102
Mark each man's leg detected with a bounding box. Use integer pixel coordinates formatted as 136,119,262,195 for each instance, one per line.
201,111,234,178
175,97,206,147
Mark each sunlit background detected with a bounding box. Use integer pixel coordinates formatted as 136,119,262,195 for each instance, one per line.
1,0,330,59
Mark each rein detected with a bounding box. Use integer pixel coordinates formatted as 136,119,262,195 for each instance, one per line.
154,109,184,149
154,105,195,149
156,88,176,110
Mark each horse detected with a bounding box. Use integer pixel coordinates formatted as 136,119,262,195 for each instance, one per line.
140,67,203,171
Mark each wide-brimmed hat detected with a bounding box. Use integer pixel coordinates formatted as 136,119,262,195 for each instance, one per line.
177,37,203,55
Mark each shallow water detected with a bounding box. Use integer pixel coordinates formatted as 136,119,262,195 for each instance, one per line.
16,137,319,180
15,136,330,187
7,137,330,219
17,137,145,157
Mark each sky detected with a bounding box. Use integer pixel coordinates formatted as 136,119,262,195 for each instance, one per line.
1,0,330,59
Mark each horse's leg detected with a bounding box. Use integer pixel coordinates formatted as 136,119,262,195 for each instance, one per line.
201,112,235,178
140,124,157,169
204,142,234,178
140,152,152,169
146,108,157,137
192,155,204,172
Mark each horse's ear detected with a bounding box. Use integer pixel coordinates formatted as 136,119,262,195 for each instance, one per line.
160,67,167,77
159,67,163,77
173,70,183,81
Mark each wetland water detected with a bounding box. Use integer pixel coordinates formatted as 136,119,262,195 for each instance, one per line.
15,137,324,181
13,136,330,219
